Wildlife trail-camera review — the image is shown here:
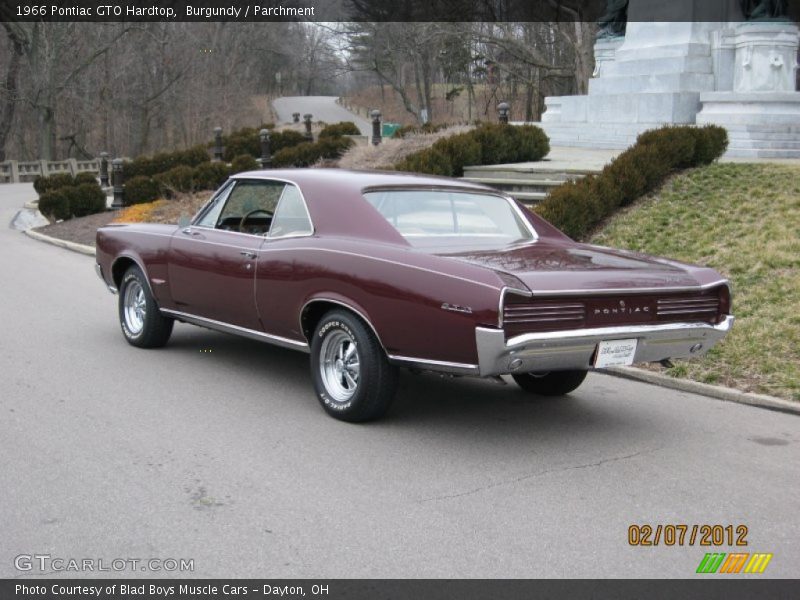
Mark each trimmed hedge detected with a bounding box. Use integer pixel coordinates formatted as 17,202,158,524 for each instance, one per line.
125,161,234,204
231,154,259,173
535,125,729,240
220,126,306,161
38,182,106,220
272,136,354,167
123,145,210,179
319,121,360,138
392,122,449,138
124,175,161,205
395,123,550,177
33,173,78,196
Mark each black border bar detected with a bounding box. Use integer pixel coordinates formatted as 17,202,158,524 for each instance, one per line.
4,0,800,23
3,579,800,600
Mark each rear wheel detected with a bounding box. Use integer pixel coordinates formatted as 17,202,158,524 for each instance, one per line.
118,265,173,348
512,370,587,396
310,310,398,422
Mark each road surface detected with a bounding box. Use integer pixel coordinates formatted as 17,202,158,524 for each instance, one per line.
1,186,799,578
273,96,371,135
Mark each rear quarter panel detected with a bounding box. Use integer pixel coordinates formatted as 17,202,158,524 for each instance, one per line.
255,236,503,365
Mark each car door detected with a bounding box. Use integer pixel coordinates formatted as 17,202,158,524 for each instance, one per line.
255,182,316,341
168,179,286,331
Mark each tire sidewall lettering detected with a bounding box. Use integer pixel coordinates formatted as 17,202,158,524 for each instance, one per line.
316,317,358,410
120,272,144,341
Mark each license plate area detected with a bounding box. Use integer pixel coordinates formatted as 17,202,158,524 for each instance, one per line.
594,338,638,368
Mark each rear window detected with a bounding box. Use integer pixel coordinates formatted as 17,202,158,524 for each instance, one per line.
364,189,534,248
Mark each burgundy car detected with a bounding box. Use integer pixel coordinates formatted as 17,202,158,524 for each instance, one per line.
96,169,733,421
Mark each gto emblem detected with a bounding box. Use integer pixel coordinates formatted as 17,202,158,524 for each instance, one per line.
441,302,473,314
594,299,649,316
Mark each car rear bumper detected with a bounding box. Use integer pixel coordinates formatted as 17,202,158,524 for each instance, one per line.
475,315,734,377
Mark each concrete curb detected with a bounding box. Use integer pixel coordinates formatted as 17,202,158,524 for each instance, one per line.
24,201,38,210
604,366,800,416
23,229,95,257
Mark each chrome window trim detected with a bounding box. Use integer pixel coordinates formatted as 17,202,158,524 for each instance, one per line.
361,185,539,243
160,309,309,353
192,179,235,227
192,177,316,240
267,182,315,240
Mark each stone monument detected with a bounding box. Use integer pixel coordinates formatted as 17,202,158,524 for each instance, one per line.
539,0,800,157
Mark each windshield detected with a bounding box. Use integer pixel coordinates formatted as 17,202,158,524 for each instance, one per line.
364,189,535,249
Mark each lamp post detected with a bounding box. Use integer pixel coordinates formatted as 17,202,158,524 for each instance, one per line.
99,152,109,187
259,128,272,168
111,158,125,209
213,126,223,161
371,109,382,146
303,114,313,140
498,101,510,124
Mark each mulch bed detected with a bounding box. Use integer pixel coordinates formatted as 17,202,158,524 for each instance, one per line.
33,210,120,247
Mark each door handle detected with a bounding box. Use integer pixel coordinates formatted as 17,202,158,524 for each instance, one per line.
181,227,202,236
240,251,257,259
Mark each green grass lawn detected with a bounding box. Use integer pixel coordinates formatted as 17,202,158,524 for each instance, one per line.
591,162,800,401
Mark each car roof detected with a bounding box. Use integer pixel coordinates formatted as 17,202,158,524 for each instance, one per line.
232,168,496,194
230,168,506,244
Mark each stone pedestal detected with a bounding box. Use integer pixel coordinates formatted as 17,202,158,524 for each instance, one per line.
592,37,625,78
696,22,800,157
540,15,800,158
540,21,719,147
733,22,799,92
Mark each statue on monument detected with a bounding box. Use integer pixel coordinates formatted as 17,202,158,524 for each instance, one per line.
596,0,628,39
739,0,788,20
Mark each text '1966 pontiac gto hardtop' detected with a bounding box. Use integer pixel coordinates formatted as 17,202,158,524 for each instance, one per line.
96,169,733,421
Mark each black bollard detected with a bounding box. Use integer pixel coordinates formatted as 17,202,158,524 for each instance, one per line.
259,129,272,168
498,101,510,124
99,152,109,187
213,127,223,161
303,114,313,140
111,159,125,209
371,109,382,146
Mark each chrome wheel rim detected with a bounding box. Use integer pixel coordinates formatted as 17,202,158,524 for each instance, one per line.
319,330,360,403
123,280,146,335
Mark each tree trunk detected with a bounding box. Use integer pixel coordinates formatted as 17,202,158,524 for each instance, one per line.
0,37,23,161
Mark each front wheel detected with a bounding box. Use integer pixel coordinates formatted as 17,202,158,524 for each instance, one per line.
118,265,174,348
310,310,398,422
512,370,587,396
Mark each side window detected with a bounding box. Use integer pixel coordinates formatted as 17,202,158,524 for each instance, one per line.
195,182,233,228
216,180,285,233
269,184,313,238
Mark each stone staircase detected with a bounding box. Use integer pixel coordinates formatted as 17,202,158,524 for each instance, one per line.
462,163,602,206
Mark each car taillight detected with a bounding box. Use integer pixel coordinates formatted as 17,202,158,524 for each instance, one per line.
718,283,732,322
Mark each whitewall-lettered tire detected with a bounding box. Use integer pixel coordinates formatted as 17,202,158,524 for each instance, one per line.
310,310,398,422
118,265,174,348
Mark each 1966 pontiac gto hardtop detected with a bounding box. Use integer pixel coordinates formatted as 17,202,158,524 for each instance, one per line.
96,169,733,421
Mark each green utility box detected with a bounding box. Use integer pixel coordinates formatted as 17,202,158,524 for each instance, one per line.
382,123,401,137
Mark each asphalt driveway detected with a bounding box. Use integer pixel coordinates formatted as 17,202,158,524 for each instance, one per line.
1,187,798,578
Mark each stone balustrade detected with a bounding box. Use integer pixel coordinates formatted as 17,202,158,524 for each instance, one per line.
0,158,101,184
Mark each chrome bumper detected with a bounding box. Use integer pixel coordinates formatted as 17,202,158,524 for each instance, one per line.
475,315,735,377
